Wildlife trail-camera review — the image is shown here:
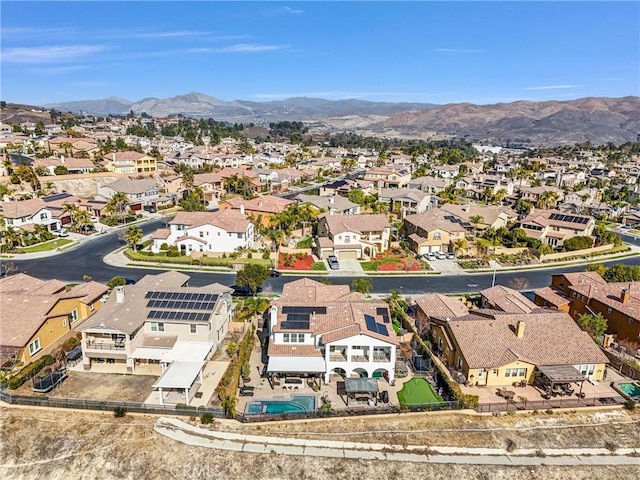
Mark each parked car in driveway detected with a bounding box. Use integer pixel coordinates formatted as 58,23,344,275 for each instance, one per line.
435,251,447,260
446,252,455,259
230,285,263,296
423,252,436,261
269,269,281,277
53,228,69,237
327,255,340,270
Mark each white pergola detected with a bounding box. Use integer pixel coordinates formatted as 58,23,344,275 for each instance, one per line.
130,341,213,373
153,361,205,406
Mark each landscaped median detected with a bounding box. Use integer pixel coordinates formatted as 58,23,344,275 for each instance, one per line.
16,238,74,253
123,249,271,268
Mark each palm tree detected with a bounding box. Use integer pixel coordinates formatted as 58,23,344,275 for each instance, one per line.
538,190,559,209
124,225,143,251
74,209,93,233
494,188,508,205
105,192,130,222
452,238,468,257
62,202,79,227
469,215,484,237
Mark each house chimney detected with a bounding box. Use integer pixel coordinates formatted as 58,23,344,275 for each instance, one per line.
329,196,335,204
621,288,630,304
115,285,125,304
462,204,470,213
60,155,65,164
269,305,278,335
240,204,245,215
516,320,525,338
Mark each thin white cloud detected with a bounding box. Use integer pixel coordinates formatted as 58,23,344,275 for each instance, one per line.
187,43,287,54
433,48,483,55
131,30,213,39
523,85,578,90
281,6,303,14
28,65,88,75
1,26,73,39
2,45,107,64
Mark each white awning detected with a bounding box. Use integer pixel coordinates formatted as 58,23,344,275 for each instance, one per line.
162,341,212,363
130,347,170,361
153,361,204,389
267,356,326,373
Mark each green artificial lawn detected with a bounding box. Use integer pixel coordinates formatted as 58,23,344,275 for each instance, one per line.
397,377,444,405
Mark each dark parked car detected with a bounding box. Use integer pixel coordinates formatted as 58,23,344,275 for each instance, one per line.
269,269,281,277
230,285,263,296
125,278,137,285
143,205,157,213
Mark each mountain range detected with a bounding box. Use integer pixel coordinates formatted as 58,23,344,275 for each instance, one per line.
35,93,640,145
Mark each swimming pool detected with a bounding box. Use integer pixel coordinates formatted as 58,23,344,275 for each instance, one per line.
245,395,316,415
617,382,640,400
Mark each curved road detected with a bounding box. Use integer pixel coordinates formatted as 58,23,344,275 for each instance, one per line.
7,219,640,295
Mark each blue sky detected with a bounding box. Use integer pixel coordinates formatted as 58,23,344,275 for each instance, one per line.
2,1,639,106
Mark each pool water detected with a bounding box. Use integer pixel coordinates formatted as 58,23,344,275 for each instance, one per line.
245,395,316,415
618,382,640,398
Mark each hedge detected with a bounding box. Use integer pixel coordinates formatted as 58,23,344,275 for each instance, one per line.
124,249,270,267
8,355,55,390
215,326,255,415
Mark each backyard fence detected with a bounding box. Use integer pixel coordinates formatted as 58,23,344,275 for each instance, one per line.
476,395,625,414
0,389,226,418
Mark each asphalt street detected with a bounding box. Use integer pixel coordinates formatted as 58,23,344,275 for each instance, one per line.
6,218,640,295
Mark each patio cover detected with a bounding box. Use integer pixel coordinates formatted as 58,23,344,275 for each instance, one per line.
162,342,213,363
267,356,326,373
344,377,379,394
153,361,205,389
130,347,170,361
537,364,586,384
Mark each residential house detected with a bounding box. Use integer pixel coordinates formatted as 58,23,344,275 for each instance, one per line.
0,197,61,232
479,285,538,314
440,203,518,230
33,156,95,175
432,164,460,179
415,288,609,386
0,273,108,365
219,195,293,228
535,272,640,343
266,278,399,385
364,167,411,188
518,209,595,248
77,272,233,405
295,194,360,216
99,179,161,211
408,176,450,195
378,188,433,217
403,209,468,254
103,151,157,174
316,214,391,260
518,186,565,207
151,209,253,254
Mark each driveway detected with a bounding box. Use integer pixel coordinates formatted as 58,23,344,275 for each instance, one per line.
328,259,364,276
426,259,463,274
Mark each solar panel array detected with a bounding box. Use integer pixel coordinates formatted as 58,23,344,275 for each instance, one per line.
376,307,391,324
364,314,389,336
280,306,326,330
43,192,73,203
146,300,215,310
549,213,590,225
148,311,211,321
145,291,218,302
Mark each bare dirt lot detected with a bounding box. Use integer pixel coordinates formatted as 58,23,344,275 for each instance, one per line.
1,407,638,480
14,372,157,403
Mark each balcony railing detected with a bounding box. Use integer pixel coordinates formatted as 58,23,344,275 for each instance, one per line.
373,352,391,362
86,341,125,351
329,353,348,362
350,354,369,362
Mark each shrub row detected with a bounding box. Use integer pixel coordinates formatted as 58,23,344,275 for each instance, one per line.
124,249,270,267
8,355,55,390
215,327,255,416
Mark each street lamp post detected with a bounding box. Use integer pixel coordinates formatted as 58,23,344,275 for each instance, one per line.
489,259,500,288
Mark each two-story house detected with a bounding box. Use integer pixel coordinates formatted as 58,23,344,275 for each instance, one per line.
534,272,640,343
266,278,399,386
408,176,450,194
403,209,468,254
99,179,160,211
78,272,233,404
295,194,360,216
316,214,391,260
103,151,157,174
219,195,294,228
378,188,433,217
0,198,61,232
151,209,254,254
364,167,411,189
518,209,595,248
0,273,108,365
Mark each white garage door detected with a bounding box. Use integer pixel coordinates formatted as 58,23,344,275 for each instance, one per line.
338,250,358,260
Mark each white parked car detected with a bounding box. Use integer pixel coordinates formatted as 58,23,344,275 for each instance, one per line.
435,251,447,260
53,229,69,237
90,216,99,222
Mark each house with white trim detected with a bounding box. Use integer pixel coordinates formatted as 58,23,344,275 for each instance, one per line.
151,209,254,254
266,278,399,386
316,214,391,260
77,272,233,405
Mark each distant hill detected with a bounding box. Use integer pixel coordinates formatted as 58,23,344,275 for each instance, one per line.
372,96,640,145
27,93,640,145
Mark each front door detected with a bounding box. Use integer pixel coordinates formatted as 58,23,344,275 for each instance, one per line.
476,368,487,386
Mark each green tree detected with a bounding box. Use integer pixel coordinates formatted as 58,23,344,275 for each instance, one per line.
105,192,130,221
235,264,269,296
347,189,365,206
125,225,143,251
563,236,594,251
107,276,127,289
577,312,608,343
351,278,373,294
179,189,206,212
513,199,533,216
469,215,484,237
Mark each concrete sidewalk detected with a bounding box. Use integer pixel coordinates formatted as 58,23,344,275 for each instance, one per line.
154,417,640,465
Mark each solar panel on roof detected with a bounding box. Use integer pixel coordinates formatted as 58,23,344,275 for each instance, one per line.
377,324,389,336
177,293,186,300
365,314,377,332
